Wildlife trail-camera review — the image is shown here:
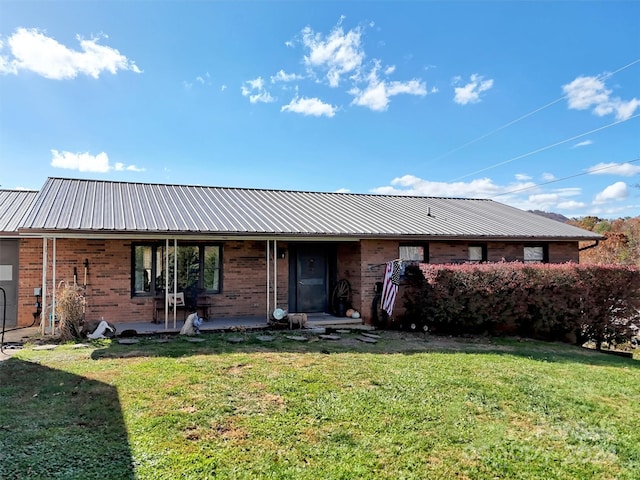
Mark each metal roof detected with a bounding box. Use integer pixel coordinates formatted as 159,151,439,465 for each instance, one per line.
0,189,38,235
19,177,602,240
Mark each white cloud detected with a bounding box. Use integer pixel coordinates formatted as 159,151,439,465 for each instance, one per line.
515,173,531,181
349,61,427,111
593,181,628,204
587,162,640,177
301,20,365,87
335,188,351,193
50,150,144,173
241,76,275,103
370,174,533,198
281,97,336,117
271,69,303,83
541,172,556,181
572,140,593,148
557,200,586,210
0,28,141,79
453,73,494,105
562,75,640,121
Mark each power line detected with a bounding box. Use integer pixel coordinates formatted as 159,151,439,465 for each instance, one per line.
488,157,640,199
432,57,640,165
450,112,640,182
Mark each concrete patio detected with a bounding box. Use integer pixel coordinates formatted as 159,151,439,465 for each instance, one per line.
1,312,369,348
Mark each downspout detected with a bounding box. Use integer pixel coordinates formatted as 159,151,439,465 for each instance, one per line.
40,238,47,335
579,240,600,252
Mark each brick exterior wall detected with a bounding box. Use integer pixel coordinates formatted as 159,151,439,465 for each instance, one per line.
15,237,580,327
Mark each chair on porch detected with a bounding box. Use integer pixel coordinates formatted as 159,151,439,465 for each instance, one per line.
167,292,187,321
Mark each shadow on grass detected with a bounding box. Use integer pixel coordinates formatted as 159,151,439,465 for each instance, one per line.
86,330,639,369
0,357,135,479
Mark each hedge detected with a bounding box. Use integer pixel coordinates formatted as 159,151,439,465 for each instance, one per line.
402,262,640,349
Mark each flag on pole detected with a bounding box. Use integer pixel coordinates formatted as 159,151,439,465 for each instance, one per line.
381,260,401,316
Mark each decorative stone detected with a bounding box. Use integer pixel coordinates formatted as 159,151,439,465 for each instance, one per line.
357,335,377,344
33,344,57,350
227,336,245,344
71,343,90,349
117,338,140,344
319,334,341,341
256,335,275,342
285,335,308,342
361,332,381,339
184,337,205,343
336,329,351,334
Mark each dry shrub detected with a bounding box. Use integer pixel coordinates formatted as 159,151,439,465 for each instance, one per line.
56,282,86,342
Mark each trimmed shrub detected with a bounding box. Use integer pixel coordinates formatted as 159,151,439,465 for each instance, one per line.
402,262,640,348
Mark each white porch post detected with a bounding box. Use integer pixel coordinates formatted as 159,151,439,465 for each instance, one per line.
164,238,169,330
266,240,270,320
173,238,178,328
273,239,278,311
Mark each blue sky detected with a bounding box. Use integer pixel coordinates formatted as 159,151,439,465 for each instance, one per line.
1,1,639,219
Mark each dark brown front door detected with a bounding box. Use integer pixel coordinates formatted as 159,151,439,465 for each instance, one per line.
295,247,328,312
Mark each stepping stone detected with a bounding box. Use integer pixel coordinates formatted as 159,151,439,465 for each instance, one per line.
72,343,90,349
118,338,140,344
227,336,245,344
361,332,381,339
356,335,377,344
153,338,172,343
33,344,57,350
336,329,351,334
319,334,341,341
285,335,308,342
256,335,275,342
184,337,205,343
306,327,326,334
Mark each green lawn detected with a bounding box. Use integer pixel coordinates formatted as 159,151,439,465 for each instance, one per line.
1,331,639,479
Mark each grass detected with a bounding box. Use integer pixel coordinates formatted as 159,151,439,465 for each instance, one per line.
1,330,639,479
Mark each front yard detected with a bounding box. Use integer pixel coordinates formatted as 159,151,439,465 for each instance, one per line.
1,331,638,479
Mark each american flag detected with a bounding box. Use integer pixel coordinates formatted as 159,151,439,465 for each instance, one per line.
381,260,401,316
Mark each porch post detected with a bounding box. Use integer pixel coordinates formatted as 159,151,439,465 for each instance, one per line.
273,239,277,311
40,237,47,335
173,238,177,328
266,240,270,320
164,238,169,330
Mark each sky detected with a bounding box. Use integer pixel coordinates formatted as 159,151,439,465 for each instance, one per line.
1,1,639,219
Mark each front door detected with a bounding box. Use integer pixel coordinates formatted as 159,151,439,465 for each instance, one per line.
295,247,328,312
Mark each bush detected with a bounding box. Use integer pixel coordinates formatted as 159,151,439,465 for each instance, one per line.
56,282,86,342
402,262,640,349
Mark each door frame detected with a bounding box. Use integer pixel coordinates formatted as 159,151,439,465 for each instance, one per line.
288,243,337,313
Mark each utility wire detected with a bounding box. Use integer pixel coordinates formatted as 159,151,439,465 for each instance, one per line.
450,112,640,182
489,157,640,199
433,57,640,165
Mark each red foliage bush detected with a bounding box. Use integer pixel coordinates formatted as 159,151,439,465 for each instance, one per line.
402,262,640,348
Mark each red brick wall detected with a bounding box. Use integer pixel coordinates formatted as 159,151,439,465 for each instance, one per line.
16,237,580,327
17,238,288,326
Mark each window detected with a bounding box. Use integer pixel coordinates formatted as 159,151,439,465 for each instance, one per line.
132,243,221,296
468,244,487,263
524,245,547,263
399,244,428,276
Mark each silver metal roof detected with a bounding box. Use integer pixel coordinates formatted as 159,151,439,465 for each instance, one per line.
0,189,38,235
19,177,602,240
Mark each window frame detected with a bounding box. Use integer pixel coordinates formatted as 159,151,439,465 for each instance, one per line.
468,244,488,263
523,244,549,263
131,242,222,297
